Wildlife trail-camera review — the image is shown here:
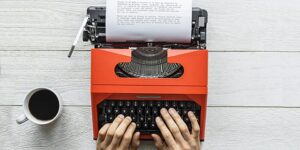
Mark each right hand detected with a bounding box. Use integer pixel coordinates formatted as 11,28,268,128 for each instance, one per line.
152,108,201,150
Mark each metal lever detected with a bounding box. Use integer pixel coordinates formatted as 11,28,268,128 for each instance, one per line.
68,16,89,58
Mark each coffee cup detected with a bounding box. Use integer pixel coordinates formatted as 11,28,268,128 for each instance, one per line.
16,88,63,125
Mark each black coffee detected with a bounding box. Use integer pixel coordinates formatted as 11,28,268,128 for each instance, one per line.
29,89,59,120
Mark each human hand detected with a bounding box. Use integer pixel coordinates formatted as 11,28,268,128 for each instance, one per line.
96,114,140,150
152,108,201,150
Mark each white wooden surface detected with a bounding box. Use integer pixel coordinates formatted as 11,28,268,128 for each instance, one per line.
1,0,300,149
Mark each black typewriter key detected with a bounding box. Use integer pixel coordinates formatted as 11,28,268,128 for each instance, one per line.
125,101,131,107
146,116,152,122
104,114,108,122
132,116,137,122
108,116,114,122
179,102,185,108
106,108,112,114
184,116,189,122
156,101,162,107
110,101,116,107
164,101,170,108
118,101,124,107
152,108,158,116
129,108,135,114
145,109,150,115
182,110,188,115
114,108,120,114
139,116,145,122
121,108,128,115
133,101,138,107
137,108,143,114
150,123,156,129
101,101,108,107
141,101,147,107
143,123,148,128
171,101,177,108
136,123,141,129
148,101,154,107
177,110,182,115
187,102,193,108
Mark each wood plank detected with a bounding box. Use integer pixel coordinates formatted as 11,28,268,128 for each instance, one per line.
0,0,299,51
1,106,300,150
209,52,300,107
1,51,300,107
0,51,90,106
204,107,300,150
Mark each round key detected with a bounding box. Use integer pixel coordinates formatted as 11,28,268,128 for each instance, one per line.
125,101,131,107
110,101,116,107
118,101,124,107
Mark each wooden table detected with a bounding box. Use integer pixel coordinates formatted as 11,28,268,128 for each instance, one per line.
1,0,300,149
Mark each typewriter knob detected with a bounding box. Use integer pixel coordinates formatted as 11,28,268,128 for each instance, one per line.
83,30,89,41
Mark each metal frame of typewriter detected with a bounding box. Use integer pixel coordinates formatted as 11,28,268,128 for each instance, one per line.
83,6,208,141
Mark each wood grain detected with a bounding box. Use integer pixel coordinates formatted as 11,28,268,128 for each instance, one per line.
1,106,300,150
1,51,300,107
0,0,299,51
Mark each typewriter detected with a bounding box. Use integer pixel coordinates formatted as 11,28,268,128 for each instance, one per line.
69,6,208,141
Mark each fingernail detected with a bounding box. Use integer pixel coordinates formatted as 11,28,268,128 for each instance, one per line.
136,132,140,136
169,108,176,114
156,116,161,122
188,111,194,117
118,114,125,118
131,122,136,126
126,116,132,121
160,108,167,114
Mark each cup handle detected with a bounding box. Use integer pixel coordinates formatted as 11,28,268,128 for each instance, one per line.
16,114,28,124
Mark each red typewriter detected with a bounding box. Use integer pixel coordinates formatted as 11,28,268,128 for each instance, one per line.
69,6,208,141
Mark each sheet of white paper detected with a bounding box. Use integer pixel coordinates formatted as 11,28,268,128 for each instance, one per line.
106,0,192,43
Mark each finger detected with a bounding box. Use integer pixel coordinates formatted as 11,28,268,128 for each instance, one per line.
119,122,136,149
131,132,140,150
188,111,200,139
151,134,166,150
160,108,185,142
103,114,124,146
168,108,191,141
111,116,132,146
155,116,176,146
97,123,111,144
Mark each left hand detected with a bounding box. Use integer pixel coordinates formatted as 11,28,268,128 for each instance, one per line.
96,115,140,150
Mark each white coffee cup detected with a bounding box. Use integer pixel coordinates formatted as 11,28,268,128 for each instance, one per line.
16,88,63,125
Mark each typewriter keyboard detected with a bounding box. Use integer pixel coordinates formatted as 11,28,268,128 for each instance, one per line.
97,100,201,134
